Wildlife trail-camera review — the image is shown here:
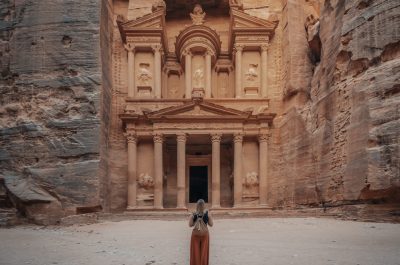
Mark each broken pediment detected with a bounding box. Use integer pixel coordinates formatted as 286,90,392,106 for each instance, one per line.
229,8,279,51
230,9,278,31
117,9,168,49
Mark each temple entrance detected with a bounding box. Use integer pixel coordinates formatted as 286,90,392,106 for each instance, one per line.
189,166,208,203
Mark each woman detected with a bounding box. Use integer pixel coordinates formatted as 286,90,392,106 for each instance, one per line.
189,199,214,265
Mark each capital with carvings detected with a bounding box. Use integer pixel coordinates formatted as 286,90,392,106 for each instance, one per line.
233,44,244,53
183,49,192,57
210,133,222,143
124,131,137,143
124,43,135,53
176,133,187,143
151,44,163,54
153,133,164,143
233,132,244,143
260,43,269,52
258,132,271,143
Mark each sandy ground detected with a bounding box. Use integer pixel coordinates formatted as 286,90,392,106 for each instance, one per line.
0,217,399,265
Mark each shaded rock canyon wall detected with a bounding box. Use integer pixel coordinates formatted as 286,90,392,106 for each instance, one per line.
0,0,102,224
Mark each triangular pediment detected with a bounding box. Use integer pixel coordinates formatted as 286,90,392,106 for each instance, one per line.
118,9,165,30
147,101,250,120
230,9,278,31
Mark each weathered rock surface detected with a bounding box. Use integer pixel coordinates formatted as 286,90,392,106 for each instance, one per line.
274,0,400,208
0,0,101,224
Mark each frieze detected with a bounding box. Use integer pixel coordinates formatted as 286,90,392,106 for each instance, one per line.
127,36,161,43
153,123,243,130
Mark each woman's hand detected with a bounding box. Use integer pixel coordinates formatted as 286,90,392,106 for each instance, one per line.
207,211,214,227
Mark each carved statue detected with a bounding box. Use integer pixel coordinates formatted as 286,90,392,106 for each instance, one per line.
193,67,204,88
245,64,258,81
137,63,152,86
152,0,166,11
190,4,206,25
243,172,259,187
137,173,154,189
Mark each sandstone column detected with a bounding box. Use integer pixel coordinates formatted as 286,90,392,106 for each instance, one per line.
176,133,187,209
261,43,269,98
211,133,222,208
205,50,212,98
153,44,162,98
124,43,135,98
233,133,243,207
125,131,137,209
259,133,270,206
184,50,192,98
153,133,164,209
234,44,243,98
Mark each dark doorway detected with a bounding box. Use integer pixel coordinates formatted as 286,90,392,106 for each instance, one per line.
189,166,208,203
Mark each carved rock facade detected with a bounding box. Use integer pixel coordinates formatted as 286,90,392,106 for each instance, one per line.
0,0,399,222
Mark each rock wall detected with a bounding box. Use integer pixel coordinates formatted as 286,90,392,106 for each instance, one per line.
0,0,102,224
273,0,400,208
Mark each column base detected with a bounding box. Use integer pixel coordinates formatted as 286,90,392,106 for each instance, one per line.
211,204,221,209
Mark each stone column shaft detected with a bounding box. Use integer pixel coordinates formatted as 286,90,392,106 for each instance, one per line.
211,134,222,208
185,51,192,98
234,44,243,98
233,133,243,207
261,44,269,98
153,45,162,98
153,133,163,209
177,133,187,208
259,133,269,206
126,132,137,208
205,52,212,98
124,44,135,98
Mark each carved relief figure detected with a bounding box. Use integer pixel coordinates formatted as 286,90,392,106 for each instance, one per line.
137,173,154,189
193,67,204,88
245,64,258,81
137,63,152,86
243,172,259,187
190,4,206,25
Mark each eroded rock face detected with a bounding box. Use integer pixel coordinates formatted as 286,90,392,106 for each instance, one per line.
0,0,101,224
274,0,400,208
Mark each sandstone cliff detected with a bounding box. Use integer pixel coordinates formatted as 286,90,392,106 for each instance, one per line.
0,0,102,224
274,0,400,211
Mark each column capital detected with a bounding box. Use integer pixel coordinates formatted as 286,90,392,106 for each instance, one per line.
151,44,163,53
176,133,187,143
233,43,244,52
261,43,269,52
210,133,222,143
205,49,214,56
124,43,135,52
233,133,244,143
183,49,192,57
124,131,137,143
153,133,164,143
258,132,271,142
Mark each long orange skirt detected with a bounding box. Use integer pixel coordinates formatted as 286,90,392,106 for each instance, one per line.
190,231,210,265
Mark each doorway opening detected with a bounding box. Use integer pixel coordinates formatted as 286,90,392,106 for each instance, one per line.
189,166,208,203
